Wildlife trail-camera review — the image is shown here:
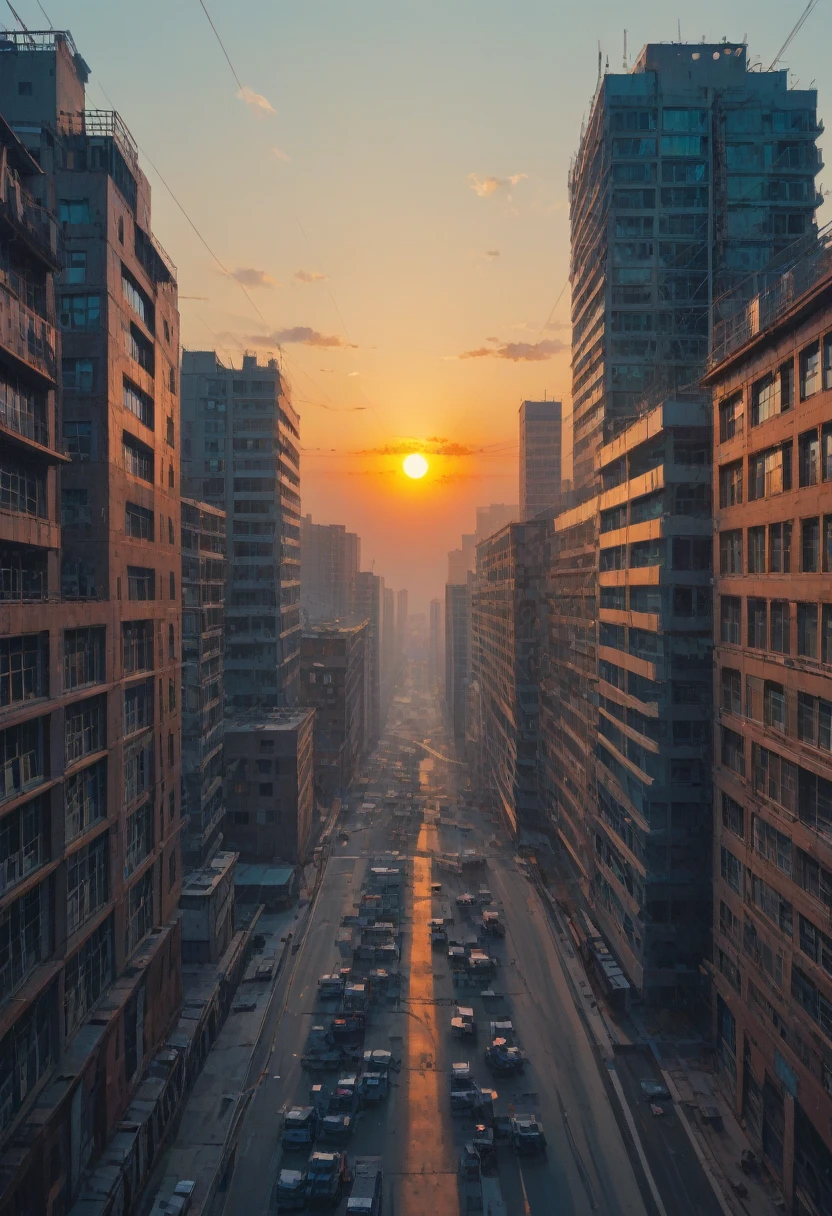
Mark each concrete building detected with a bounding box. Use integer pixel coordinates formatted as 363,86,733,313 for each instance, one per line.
428,597,443,692
475,504,518,543
354,570,384,744
223,709,315,865
300,514,360,624
447,533,476,584
594,398,713,1001
179,849,237,965
180,499,225,868
0,33,183,1214
471,521,547,834
180,350,301,709
300,621,369,805
382,585,396,688
445,579,471,745
706,230,832,1208
520,400,562,519
569,42,821,497
396,588,408,655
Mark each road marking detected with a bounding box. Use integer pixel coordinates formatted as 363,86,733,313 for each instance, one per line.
606,1063,669,1216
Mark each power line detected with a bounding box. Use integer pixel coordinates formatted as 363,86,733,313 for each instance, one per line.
195,0,243,91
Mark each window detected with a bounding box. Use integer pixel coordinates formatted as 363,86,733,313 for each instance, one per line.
799,430,820,487
59,294,100,332
64,696,106,765
752,815,792,876
751,364,792,425
722,793,744,838
824,334,832,391
719,393,744,441
124,323,154,375
0,884,49,1003
64,628,105,690
719,900,740,942
0,633,48,707
59,199,90,224
749,444,791,500
0,459,46,517
168,678,175,711
123,377,154,429
719,461,743,507
722,727,745,777
721,596,741,644
717,530,741,575
67,833,109,934
125,502,153,541
770,601,790,654
168,625,175,659
124,801,154,876
798,602,819,657
64,758,107,842
671,538,710,570
168,517,174,545
753,744,798,813
125,867,153,958
63,420,93,460
259,782,273,796
764,681,787,733
123,433,153,482
127,566,155,601
61,488,90,528
169,571,175,600
124,680,153,736
721,667,741,715
797,848,832,910
168,732,174,766
64,917,113,1038
124,737,153,806
748,598,767,649
64,250,87,285
750,872,792,936
800,341,820,399
803,518,820,572
169,849,177,890
121,268,153,332
62,359,95,397
747,526,765,573
122,620,153,674
721,846,743,894
769,522,792,573
824,605,832,663
799,915,832,977
797,692,832,752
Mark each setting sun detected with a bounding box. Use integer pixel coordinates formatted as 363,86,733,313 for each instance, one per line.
403,452,429,479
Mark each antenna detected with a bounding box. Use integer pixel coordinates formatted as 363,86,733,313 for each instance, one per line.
677,18,682,42
597,42,602,89
768,0,818,71
623,29,627,70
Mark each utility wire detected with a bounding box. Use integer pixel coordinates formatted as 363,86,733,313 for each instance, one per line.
196,0,243,91
34,0,53,27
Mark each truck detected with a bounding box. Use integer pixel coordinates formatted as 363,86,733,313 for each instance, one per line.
484,1039,525,1074
318,974,343,1000
282,1106,318,1150
510,1113,547,1155
276,1168,307,1212
450,1006,476,1039
346,1155,383,1215
307,1150,347,1208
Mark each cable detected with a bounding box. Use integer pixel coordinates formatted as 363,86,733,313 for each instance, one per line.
535,276,571,344
195,0,243,91
34,0,53,27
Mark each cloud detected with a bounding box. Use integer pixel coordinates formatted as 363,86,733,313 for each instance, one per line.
347,371,360,377
457,337,568,363
544,318,571,332
230,267,277,288
485,336,499,343
273,146,291,162
293,268,328,284
467,173,527,198
356,439,481,458
272,326,356,349
484,249,501,259
237,86,276,116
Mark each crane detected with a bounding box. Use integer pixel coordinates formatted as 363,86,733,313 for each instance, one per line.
768,0,819,72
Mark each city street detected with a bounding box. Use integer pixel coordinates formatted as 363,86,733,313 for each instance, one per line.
208,666,720,1216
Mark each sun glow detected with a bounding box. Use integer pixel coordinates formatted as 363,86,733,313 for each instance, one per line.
403,452,429,479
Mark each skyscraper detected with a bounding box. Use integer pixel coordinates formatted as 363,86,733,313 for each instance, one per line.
0,31,183,1211
396,588,408,655
569,43,820,496
300,514,360,623
180,351,302,709
519,400,562,519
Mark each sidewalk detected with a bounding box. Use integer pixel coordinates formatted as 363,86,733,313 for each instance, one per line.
143,907,297,1216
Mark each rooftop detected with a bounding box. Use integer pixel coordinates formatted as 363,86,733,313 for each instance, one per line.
303,620,368,638
225,707,314,733
180,851,238,901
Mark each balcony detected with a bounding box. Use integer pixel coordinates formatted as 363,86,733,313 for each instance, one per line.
0,167,60,271
0,284,57,383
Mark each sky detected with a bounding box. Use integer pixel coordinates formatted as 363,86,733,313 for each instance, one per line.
28,0,831,611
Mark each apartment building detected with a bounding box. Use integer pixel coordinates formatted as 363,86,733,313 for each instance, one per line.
181,499,225,869
594,398,713,1000
396,588,408,656
569,42,820,496
520,400,562,519
428,597,443,692
445,579,471,745
471,521,547,834
0,31,182,1214
180,350,301,709
707,233,832,1209
300,621,369,805
353,570,383,745
300,513,360,624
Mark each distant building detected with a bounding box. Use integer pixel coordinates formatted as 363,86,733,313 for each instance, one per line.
300,514,360,623
445,579,471,744
471,521,548,833
181,499,226,868
354,571,384,743
223,709,315,864
429,598,444,692
179,850,238,964
475,503,519,541
300,621,369,804
448,533,476,584
181,350,302,709
519,400,562,519
396,588,408,654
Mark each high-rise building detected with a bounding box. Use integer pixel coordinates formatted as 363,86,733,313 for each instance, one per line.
396,588,408,655
706,233,832,1203
0,32,183,1212
519,400,562,519
300,621,369,804
300,514,360,624
354,570,383,744
180,499,226,868
447,533,476,585
475,503,519,542
428,598,443,692
180,350,301,709
569,43,821,496
445,579,471,744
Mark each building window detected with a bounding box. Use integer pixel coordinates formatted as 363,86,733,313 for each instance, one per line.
721,727,745,777
722,793,744,839
721,846,743,894
62,358,94,393
169,849,177,890
121,267,154,332
764,681,787,733
0,795,46,892
125,867,153,958
747,526,765,573
169,571,175,599
769,522,792,573
127,566,155,601
64,696,106,765
67,832,109,935
0,633,48,706
123,433,154,482
799,430,820,487
721,667,742,715
721,596,741,645
168,732,174,766
64,916,113,1038
59,199,90,224
63,419,93,459
747,598,767,649
752,814,793,876
823,605,832,663
0,459,46,517
770,601,790,654
64,758,107,842
798,603,819,657
124,800,154,876
751,363,792,425
720,530,742,574
802,517,820,572
125,502,154,541
123,377,154,429
64,627,105,690
753,744,798,813
124,680,153,736
168,678,175,711
59,294,100,332
800,340,820,400
63,250,87,285
124,323,154,375
124,737,153,806
797,692,832,752
719,392,744,441
61,488,90,528
0,883,49,1004
168,625,175,659
719,461,743,507
122,620,154,674
749,444,791,500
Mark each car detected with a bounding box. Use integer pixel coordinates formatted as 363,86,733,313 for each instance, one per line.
640,1080,671,1101
456,893,476,908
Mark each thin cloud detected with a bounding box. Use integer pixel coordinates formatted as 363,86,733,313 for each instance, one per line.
356,439,481,458
458,338,567,363
485,336,499,343
273,146,292,162
545,318,571,332
484,249,501,259
467,173,527,198
293,269,328,284
273,326,356,349
237,86,276,116
230,267,277,288
347,371,360,377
